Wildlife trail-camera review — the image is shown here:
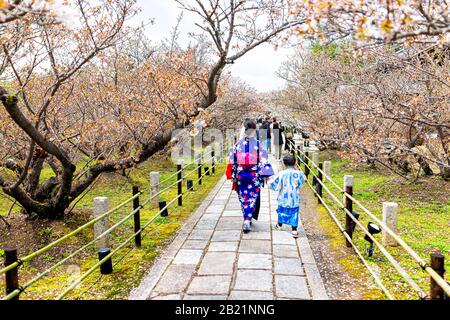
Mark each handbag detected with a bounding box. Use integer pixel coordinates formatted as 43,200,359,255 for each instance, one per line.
227,145,239,191
226,163,233,180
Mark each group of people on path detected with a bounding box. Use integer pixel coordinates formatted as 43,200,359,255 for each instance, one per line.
227,118,307,237
239,116,286,160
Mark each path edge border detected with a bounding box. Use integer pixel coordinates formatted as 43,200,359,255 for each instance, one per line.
129,175,227,300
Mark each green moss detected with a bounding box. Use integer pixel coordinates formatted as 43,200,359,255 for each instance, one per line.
314,151,449,300
1,155,226,300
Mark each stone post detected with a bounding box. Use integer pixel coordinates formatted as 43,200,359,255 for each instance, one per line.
312,152,319,168
150,172,160,204
382,202,399,247
324,161,331,180
93,197,110,249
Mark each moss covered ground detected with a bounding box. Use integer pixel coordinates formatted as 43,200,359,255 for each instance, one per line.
309,150,449,300
0,153,226,300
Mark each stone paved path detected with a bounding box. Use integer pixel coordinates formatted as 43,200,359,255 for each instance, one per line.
129,156,328,300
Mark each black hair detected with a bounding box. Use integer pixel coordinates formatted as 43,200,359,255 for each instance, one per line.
283,154,296,167
244,119,257,130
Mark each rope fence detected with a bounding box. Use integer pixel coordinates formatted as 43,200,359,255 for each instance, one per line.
1,142,229,300
287,139,450,300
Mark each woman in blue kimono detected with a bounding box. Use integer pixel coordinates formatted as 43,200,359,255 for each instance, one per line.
230,119,273,233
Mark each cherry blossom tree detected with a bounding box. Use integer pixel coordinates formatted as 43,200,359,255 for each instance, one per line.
277,42,449,180
289,0,449,46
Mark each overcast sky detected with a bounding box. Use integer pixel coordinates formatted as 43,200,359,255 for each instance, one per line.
134,0,295,92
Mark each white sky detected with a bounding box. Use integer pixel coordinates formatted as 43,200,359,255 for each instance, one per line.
134,0,294,92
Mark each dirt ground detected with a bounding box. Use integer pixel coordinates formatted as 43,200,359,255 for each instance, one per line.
300,187,378,300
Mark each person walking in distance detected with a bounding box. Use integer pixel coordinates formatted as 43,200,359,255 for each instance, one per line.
272,118,284,160
262,117,271,153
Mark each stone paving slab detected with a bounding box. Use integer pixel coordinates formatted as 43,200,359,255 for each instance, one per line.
130,156,329,300
239,240,272,254
189,229,215,240
273,245,300,258
242,231,271,240
274,258,304,276
198,252,236,275
229,291,274,300
275,275,310,300
208,241,239,252
172,249,204,265
183,240,209,250
187,276,232,295
184,295,228,300
212,230,242,242
222,210,242,217
152,264,196,295
238,253,272,270
233,270,273,292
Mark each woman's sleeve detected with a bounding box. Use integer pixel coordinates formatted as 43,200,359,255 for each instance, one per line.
269,175,281,191
229,144,238,180
259,140,269,164
298,171,306,188
228,145,235,164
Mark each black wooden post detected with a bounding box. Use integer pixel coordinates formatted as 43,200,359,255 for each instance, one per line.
212,150,215,174
159,200,168,217
198,156,203,186
177,164,183,206
98,248,113,275
344,179,354,248
430,254,445,300
187,180,194,191
4,248,20,300
132,186,141,247
318,163,323,204
304,152,310,180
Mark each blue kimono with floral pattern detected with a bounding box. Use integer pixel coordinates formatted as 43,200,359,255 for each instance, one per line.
229,136,271,221
269,168,306,227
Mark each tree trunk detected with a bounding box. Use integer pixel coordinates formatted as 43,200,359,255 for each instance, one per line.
0,53,228,220
417,155,434,176
440,165,450,181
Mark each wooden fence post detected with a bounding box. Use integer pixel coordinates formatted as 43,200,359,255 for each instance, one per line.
212,149,215,175
4,248,19,300
93,197,110,249
177,161,183,206
304,152,310,180
317,163,323,204
197,153,203,185
430,254,446,300
382,202,399,247
132,186,141,248
159,200,168,217
344,176,354,248
430,253,448,300
98,248,113,275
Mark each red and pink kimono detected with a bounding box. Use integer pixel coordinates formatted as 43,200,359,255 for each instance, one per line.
229,136,273,221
